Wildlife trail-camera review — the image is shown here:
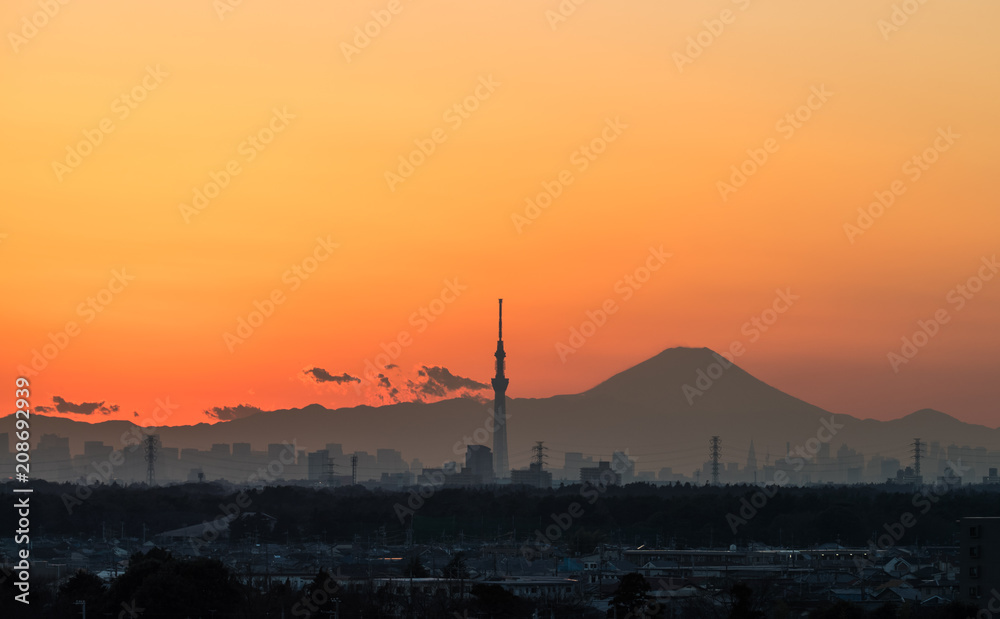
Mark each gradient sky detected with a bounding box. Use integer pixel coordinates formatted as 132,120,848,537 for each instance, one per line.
2,0,998,428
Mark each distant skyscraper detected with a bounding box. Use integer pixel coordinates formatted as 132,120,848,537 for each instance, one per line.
307,450,330,481
491,299,509,479
465,444,494,484
747,440,757,471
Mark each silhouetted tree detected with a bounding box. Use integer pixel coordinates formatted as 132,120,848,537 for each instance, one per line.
728,582,764,619
404,556,429,577
54,570,107,618
612,572,651,616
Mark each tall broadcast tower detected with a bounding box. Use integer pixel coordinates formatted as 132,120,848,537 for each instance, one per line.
491,299,509,479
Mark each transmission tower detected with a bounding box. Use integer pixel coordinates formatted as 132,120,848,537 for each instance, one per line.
532,441,548,469
143,434,160,486
351,454,358,485
710,436,721,486
912,438,922,476
324,457,336,483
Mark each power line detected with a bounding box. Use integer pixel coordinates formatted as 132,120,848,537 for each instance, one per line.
532,441,548,469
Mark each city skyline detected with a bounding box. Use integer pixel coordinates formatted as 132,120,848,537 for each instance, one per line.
10,345,1000,486
3,2,999,614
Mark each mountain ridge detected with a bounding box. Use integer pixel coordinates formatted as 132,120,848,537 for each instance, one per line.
9,347,998,475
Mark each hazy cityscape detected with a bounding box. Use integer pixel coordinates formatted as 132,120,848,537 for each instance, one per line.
8,430,1000,490
5,0,999,617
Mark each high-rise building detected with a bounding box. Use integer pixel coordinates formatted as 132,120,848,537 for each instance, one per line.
959,517,1000,605
233,443,252,458
564,452,594,481
307,450,330,481
353,451,378,482
83,441,113,460
267,443,287,462
465,445,494,484
36,434,71,481
511,462,552,489
580,461,621,487
377,448,406,474
410,458,424,476
491,298,509,479
613,450,636,484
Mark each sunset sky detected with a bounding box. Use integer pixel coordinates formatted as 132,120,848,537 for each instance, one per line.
2,0,998,428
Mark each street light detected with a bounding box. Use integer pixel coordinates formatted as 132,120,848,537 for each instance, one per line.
74,600,86,619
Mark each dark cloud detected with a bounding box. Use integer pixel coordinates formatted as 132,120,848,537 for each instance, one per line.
35,405,53,413
411,366,489,398
204,404,264,421
346,362,488,405
304,367,361,385
52,396,106,416
99,404,120,415
133,411,140,417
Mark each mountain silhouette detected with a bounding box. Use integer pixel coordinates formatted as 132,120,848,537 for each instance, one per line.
10,347,1000,478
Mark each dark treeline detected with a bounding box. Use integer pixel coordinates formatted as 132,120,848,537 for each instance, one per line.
4,480,999,548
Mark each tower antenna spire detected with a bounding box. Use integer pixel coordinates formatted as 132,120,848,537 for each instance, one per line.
492,298,510,479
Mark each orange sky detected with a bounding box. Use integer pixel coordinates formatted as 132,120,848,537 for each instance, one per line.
2,0,998,428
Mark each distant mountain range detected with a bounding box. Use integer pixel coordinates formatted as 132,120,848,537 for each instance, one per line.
10,347,1000,475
